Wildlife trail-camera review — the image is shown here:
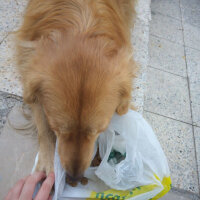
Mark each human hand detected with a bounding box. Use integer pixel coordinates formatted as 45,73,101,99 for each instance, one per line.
5,171,55,200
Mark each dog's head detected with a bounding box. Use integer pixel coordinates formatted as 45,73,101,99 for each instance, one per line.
22,33,135,179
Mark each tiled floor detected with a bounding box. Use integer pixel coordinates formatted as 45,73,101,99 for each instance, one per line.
144,112,198,193
0,0,200,199
0,0,152,199
145,0,200,196
0,0,23,43
161,188,200,200
149,35,186,76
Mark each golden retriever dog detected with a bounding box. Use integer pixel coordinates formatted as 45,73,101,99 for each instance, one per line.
16,0,137,182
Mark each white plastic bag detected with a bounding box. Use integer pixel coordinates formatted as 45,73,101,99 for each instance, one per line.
33,109,171,200
96,110,170,191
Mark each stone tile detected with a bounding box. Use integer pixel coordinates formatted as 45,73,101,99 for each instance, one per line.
0,0,26,43
194,127,200,187
15,0,28,14
181,6,200,28
0,120,38,199
191,103,200,127
151,0,181,20
131,21,149,113
144,67,192,123
0,34,22,96
149,35,186,77
181,0,200,11
150,12,183,44
185,47,200,103
144,111,199,193
183,23,200,51
161,188,200,200
132,74,146,113
0,32,7,44
185,47,200,126
0,0,21,37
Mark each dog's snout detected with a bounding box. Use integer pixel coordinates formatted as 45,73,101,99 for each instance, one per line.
66,173,83,182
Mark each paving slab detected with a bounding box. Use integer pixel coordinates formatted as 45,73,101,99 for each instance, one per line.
183,23,200,51
185,47,200,126
181,6,200,28
15,0,28,14
185,47,200,103
144,111,199,193
144,67,192,123
146,0,200,197
149,35,186,77
180,0,200,11
150,11,183,45
0,32,7,44
0,0,24,42
0,93,32,200
194,127,200,187
151,0,181,20
0,115,38,199
192,103,200,128
161,188,200,200
0,34,22,96
131,22,149,113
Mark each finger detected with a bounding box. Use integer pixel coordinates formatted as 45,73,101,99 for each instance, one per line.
4,189,13,200
19,172,46,200
35,172,55,200
4,176,28,200
47,195,53,200
10,179,26,199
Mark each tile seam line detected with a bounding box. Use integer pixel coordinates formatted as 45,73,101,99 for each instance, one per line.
0,34,9,45
172,187,200,198
144,109,192,125
179,5,200,29
150,33,183,46
152,5,200,28
179,0,200,193
0,91,22,99
150,33,185,47
193,125,200,129
184,45,200,53
144,109,200,128
148,65,187,78
184,22,200,30
151,10,181,22
150,33,200,52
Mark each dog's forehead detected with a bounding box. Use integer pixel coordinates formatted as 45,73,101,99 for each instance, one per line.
58,121,95,135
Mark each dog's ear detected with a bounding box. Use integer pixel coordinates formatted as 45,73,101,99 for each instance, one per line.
23,74,42,104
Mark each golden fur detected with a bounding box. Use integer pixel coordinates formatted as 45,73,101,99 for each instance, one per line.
16,0,137,179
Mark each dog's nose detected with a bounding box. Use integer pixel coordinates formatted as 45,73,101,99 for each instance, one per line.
66,173,83,182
